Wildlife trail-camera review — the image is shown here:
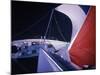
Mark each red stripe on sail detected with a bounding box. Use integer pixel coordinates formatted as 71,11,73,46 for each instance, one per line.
69,6,96,68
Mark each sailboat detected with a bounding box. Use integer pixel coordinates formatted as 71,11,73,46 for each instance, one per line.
11,4,96,74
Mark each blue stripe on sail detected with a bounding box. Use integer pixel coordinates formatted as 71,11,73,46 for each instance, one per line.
80,5,90,14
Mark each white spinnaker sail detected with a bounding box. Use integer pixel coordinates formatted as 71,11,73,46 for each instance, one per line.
55,4,86,50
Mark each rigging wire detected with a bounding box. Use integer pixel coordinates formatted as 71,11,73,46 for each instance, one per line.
54,14,67,42
44,9,54,38
13,12,49,38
